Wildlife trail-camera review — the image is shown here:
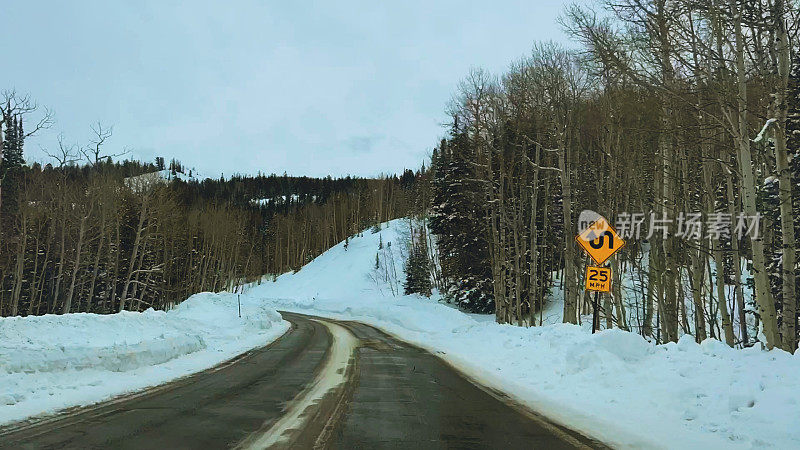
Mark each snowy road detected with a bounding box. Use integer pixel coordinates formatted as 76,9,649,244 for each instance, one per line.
0,312,606,449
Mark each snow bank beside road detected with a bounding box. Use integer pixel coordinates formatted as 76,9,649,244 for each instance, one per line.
0,292,288,425
2,311,205,374
249,219,800,449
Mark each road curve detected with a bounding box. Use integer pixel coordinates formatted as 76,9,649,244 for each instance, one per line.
0,311,608,449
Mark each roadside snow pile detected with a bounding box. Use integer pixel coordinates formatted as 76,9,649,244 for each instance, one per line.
249,218,800,449
2,311,205,374
0,292,288,425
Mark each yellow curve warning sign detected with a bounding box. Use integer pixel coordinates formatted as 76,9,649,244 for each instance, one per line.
575,217,625,265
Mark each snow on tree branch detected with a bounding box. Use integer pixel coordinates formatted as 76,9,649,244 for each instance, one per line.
753,118,778,143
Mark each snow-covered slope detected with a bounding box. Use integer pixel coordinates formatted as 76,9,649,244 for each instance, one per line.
122,168,203,193
246,218,800,450
0,292,288,425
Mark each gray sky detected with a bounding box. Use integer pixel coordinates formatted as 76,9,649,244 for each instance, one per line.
5,1,570,178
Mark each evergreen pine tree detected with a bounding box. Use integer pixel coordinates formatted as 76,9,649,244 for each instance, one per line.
1,115,24,223
759,177,784,313
404,225,432,296
428,122,494,312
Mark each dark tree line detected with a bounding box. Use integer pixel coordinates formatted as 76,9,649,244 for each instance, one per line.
0,112,422,316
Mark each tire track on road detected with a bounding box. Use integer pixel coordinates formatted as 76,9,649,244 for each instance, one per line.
235,319,359,449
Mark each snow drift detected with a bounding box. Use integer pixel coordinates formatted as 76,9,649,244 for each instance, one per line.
0,292,288,425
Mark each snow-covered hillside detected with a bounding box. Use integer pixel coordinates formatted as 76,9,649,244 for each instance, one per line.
250,194,316,206
123,168,203,192
0,293,288,425
245,218,800,450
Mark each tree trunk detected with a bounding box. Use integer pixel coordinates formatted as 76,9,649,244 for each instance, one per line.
528,145,541,325
10,212,27,316
63,212,90,314
689,251,707,342
86,224,105,313
731,0,779,349
120,195,150,312
558,144,578,324
725,172,749,345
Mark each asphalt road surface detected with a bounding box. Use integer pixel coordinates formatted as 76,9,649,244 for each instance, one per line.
0,312,608,449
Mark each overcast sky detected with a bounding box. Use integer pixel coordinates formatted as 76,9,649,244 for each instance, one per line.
4,1,571,178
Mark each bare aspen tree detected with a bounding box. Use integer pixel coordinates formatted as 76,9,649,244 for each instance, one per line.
729,0,779,348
